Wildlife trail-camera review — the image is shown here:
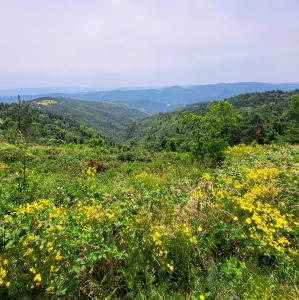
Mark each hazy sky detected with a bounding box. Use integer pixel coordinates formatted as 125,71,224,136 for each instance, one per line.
0,0,298,88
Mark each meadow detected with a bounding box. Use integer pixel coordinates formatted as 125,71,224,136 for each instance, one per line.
0,142,298,299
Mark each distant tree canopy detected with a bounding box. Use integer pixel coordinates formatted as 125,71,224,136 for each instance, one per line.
1,90,298,160
128,90,299,155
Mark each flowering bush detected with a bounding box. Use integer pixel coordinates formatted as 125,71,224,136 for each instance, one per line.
0,144,298,299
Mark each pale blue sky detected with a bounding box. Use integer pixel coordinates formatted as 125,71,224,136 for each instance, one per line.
0,0,298,88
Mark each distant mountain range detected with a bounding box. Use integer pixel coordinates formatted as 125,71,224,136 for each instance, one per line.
2,82,299,113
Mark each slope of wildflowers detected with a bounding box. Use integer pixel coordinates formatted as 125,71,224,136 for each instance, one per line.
0,143,298,299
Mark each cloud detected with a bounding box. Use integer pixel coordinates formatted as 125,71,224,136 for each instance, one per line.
0,0,298,87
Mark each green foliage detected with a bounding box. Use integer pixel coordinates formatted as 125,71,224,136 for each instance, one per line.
0,101,104,146
0,143,298,299
0,91,298,299
31,97,152,141
281,94,299,143
128,90,299,150
183,101,239,162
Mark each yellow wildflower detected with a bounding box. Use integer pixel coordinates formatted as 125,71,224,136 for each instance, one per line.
46,285,54,292
197,226,203,232
167,263,174,272
0,268,7,278
33,274,42,283
55,250,62,261
246,218,252,224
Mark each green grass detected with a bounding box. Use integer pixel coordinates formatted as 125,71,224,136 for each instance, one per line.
0,143,298,299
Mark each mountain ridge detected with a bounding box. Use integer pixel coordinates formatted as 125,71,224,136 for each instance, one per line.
2,82,299,112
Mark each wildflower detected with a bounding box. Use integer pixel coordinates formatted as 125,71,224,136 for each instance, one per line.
278,236,290,245
33,274,42,283
197,226,203,232
6,282,10,288
167,263,174,272
86,166,96,176
46,285,54,292
29,267,36,274
246,218,252,224
151,231,162,246
0,268,7,278
233,216,239,221
47,241,54,251
182,224,190,235
105,213,114,219
23,248,34,256
55,250,62,261
3,214,12,222
3,259,8,265
200,295,205,300
202,173,211,181
50,266,56,273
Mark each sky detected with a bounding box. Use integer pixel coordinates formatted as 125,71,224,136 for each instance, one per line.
0,0,298,89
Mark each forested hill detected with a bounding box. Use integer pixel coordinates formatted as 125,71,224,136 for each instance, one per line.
1,90,298,147
127,90,299,149
30,97,152,140
0,101,104,146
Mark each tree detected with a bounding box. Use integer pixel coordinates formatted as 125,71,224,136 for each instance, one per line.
282,93,299,143
183,101,239,162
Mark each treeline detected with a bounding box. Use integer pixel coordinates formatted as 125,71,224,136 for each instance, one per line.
128,90,299,154
0,101,104,146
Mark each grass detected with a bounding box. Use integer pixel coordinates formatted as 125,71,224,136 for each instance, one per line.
0,143,298,299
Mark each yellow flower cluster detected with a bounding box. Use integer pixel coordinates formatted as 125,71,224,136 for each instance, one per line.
85,166,97,176
193,145,298,255
0,258,10,288
244,167,278,182
224,144,264,160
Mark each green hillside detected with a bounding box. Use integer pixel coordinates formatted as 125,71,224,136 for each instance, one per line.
0,89,298,299
0,101,103,146
30,97,152,140
128,90,299,149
